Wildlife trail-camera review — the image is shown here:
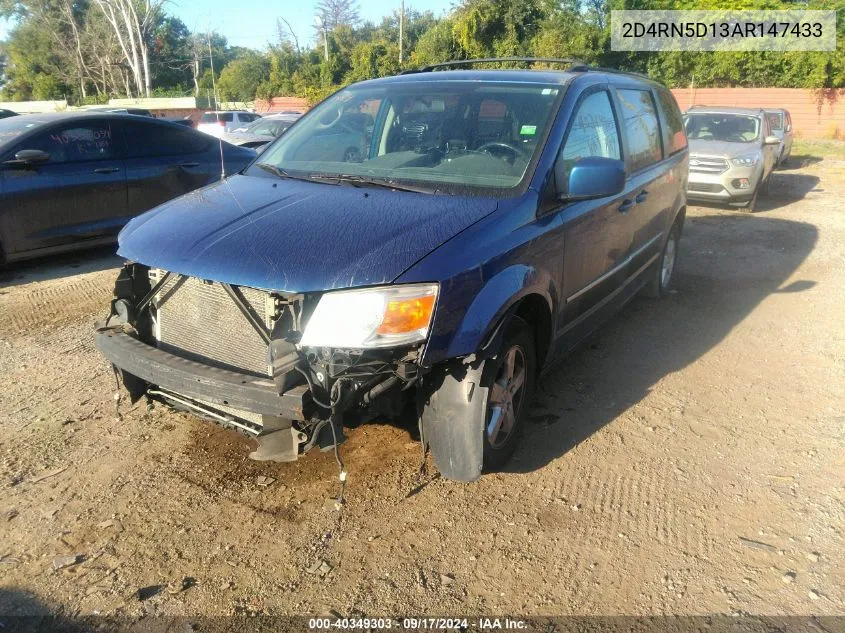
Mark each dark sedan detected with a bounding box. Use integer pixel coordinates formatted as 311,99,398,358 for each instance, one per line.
0,113,255,263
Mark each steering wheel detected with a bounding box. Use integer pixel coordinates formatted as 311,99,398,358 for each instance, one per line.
314,106,343,131
477,141,523,164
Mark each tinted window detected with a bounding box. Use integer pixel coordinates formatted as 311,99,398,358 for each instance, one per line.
123,121,209,157
558,90,620,186
24,122,116,163
617,89,663,172
655,88,687,154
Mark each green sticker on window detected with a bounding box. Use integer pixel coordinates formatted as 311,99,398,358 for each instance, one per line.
520,125,537,136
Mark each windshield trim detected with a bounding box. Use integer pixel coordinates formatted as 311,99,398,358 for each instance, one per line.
246,80,568,198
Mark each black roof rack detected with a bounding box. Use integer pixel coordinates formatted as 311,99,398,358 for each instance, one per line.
400,58,653,81
400,57,585,74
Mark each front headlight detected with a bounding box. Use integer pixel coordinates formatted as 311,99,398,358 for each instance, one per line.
730,154,760,167
299,283,438,349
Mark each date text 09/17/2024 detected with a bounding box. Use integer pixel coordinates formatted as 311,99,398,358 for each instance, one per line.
307,618,527,630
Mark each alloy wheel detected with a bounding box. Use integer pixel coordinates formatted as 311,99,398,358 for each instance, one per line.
486,345,527,449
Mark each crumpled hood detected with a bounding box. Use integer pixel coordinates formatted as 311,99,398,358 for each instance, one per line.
118,174,498,292
688,138,761,158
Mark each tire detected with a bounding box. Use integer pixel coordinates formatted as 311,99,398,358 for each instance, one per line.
740,187,759,212
643,221,680,299
482,316,536,471
759,173,771,196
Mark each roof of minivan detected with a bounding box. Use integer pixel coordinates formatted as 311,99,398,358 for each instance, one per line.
352,68,663,89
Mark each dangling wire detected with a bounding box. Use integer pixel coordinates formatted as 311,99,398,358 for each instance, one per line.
112,366,123,422
328,379,348,508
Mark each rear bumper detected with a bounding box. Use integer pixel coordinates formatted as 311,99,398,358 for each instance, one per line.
95,327,311,420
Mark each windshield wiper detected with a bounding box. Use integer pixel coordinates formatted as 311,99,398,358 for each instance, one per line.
308,173,438,194
255,163,322,183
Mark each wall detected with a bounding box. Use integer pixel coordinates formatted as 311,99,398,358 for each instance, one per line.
671,88,845,139
255,97,309,114
0,100,68,113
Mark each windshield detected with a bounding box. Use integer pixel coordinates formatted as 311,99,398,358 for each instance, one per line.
251,81,562,194
201,112,233,123
683,113,761,143
245,118,294,137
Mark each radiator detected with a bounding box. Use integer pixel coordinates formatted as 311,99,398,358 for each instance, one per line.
150,269,274,377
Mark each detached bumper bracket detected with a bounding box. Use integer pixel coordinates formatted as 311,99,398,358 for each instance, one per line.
95,328,311,420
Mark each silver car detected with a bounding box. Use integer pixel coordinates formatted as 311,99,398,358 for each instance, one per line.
765,108,794,167
683,107,780,211
223,113,301,150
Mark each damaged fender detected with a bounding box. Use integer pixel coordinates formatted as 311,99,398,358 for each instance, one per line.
420,359,495,482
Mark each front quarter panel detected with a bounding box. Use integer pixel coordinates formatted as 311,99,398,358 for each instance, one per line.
397,191,562,368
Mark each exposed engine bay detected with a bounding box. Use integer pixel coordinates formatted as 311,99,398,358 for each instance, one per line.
98,262,425,466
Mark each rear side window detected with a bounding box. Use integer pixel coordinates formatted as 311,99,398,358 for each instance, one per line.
767,112,784,131
616,89,663,172
123,121,210,157
23,122,116,163
655,88,687,155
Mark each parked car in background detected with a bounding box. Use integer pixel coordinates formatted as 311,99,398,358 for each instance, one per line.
0,113,255,264
0,109,18,119
765,108,793,166
197,111,261,137
164,117,195,128
683,106,780,211
223,113,301,149
96,60,688,482
81,106,154,117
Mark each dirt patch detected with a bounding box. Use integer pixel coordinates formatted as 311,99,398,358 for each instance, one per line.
1,161,843,619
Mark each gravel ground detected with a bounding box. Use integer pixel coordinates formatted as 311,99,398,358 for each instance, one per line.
0,158,843,622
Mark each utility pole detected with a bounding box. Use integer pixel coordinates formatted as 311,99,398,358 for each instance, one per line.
399,0,404,64
207,33,218,108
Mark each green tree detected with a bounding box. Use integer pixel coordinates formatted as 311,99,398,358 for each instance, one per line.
217,52,270,101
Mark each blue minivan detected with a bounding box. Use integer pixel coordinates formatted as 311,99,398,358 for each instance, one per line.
96,59,688,482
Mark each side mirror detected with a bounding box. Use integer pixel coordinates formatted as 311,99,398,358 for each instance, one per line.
557,156,626,200
764,135,781,145
4,149,51,168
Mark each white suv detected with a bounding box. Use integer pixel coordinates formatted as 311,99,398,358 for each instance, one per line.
197,111,260,137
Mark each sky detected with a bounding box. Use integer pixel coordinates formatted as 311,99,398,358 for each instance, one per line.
0,0,455,50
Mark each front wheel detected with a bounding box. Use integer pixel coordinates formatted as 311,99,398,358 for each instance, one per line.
482,316,536,471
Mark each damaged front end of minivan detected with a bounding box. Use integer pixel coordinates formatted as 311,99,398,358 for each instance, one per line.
96,261,494,481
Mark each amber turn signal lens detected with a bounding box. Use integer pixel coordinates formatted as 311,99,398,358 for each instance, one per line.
377,294,436,335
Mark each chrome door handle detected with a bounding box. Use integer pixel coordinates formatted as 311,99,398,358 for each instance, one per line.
635,190,649,203
93,167,120,174
618,199,634,213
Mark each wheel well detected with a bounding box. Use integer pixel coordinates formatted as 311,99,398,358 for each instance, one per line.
514,294,552,371
675,205,687,236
